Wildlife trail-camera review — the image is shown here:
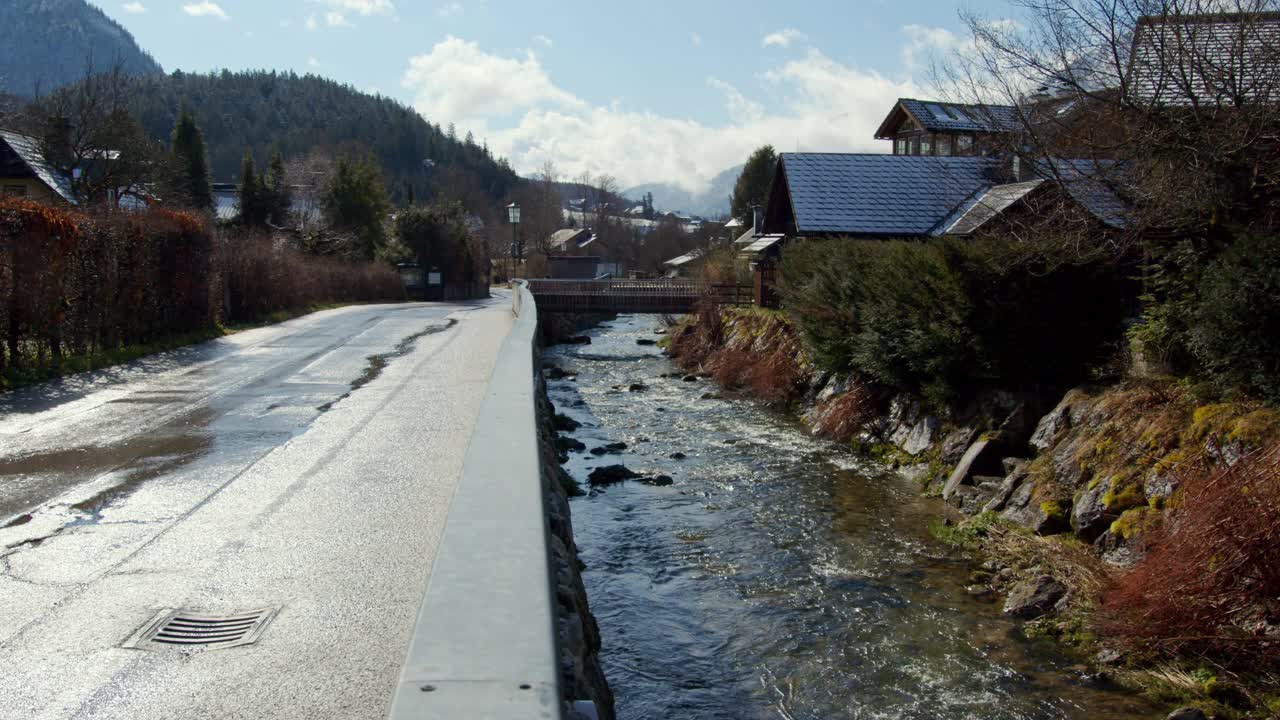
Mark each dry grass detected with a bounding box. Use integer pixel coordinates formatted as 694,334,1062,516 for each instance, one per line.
1098,442,1280,672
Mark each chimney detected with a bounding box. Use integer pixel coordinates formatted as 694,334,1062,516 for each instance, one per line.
751,204,763,235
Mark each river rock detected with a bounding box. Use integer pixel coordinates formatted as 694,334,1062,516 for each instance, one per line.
590,442,629,456
669,452,687,460
636,339,658,346
682,375,699,382
557,437,587,454
896,417,939,457
639,475,674,487
1165,709,1207,720
553,413,582,432
628,383,648,393
1002,575,1067,619
546,366,571,380
587,466,642,486
1000,477,1072,535
565,336,592,345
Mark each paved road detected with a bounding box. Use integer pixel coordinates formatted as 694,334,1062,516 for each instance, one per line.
0,296,514,719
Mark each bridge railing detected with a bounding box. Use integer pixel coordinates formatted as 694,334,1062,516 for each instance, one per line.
523,278,751,313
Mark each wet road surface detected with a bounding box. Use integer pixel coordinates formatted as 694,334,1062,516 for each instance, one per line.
0,297,513,719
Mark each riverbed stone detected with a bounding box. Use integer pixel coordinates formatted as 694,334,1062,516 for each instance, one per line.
557,437,587,454
1002,575,1067,619
565,336,592,345
636,338,658,346
1165,708,1207,720
639,475,674,487
589,442,629,456
628,383,648,392
587,465,642,486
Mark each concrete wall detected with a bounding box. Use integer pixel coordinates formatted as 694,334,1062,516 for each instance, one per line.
388,283,611,720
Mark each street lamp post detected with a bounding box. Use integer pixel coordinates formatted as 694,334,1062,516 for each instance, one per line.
506,202,522,279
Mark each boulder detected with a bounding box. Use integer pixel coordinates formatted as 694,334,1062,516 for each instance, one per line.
546,366,571,380
940,427,979,466
639,475,674,487
1030,400,1072,453
982,463,1028,513
900,417,940,456
557,437,587,454
587,466,642,486
1165,709,1207,720
669,452,687,460
682,375,699,383
942,438,1005,500
1000,479,1072,536
628,383,648,393
565,336,592,345
1002,575,1067,619
636,339,658,346
1071,477,1114,542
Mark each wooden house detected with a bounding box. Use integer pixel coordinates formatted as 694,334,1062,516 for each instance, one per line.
874,99,1021,157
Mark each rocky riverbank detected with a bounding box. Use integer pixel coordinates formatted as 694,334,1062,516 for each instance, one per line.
535,353,616,720
665,307,1280,719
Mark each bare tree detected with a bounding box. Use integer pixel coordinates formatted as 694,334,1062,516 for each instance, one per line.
945,0,1280,240
19,62,165,207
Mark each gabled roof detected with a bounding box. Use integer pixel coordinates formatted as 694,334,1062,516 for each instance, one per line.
739,234,786,257
1129,11,1280,106
943,180,1045,235
0,130,77,204
1041,159,1131,229
875,99,1022,138
663,248,707,268
547,228,594,252
770,153,1000,237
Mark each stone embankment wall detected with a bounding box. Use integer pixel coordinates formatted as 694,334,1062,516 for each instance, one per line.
535,354,616,720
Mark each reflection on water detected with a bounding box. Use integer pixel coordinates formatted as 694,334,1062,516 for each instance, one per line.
546,315,1158,720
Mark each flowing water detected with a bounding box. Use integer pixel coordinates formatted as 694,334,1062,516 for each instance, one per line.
545,315,1160,720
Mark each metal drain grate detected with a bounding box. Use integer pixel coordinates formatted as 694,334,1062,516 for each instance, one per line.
123,607,279,650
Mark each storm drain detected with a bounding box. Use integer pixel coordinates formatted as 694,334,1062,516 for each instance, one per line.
123,607,279,650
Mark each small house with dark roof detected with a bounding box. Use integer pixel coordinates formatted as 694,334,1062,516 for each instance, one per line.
0,130,77,205
874,98,1022,156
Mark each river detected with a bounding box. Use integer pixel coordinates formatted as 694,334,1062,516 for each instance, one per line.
544,314,1160,720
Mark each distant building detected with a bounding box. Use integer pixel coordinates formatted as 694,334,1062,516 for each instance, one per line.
543,228,621,278
0,130,77,205
873,99,1021,157
662,248,709,278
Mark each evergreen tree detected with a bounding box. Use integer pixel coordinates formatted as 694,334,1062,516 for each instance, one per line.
237,150,270,227
170,109,213,210
730,145,778,230
323,155,392,261
266,149,291,226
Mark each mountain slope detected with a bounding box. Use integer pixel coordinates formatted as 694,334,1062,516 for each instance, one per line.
625,164,741,218
0,0,162,97
125,70,518,204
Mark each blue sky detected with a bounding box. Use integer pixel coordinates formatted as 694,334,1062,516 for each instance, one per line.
106,0,1013,191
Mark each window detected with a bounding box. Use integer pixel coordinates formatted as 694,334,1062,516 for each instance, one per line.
895,138,908,155
957,135,974,155
4,185,27,197
937,135,953,156
920,134,933,155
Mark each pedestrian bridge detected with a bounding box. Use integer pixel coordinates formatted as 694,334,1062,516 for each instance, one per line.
523,279,751,314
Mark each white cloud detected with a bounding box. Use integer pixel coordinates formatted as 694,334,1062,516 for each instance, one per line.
690,32,703,47
402,39,920,194
317,0,395,15
901,24,965,72
326,11,350,26
762,28,806,48
438,1,465,17
183,1,228,19
122,2,146,13
533,34,553,48
308,56,321,67
305,15,319,30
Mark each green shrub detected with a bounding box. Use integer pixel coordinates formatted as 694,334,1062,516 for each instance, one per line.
1188,231,1280,403
780,237,1131,409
